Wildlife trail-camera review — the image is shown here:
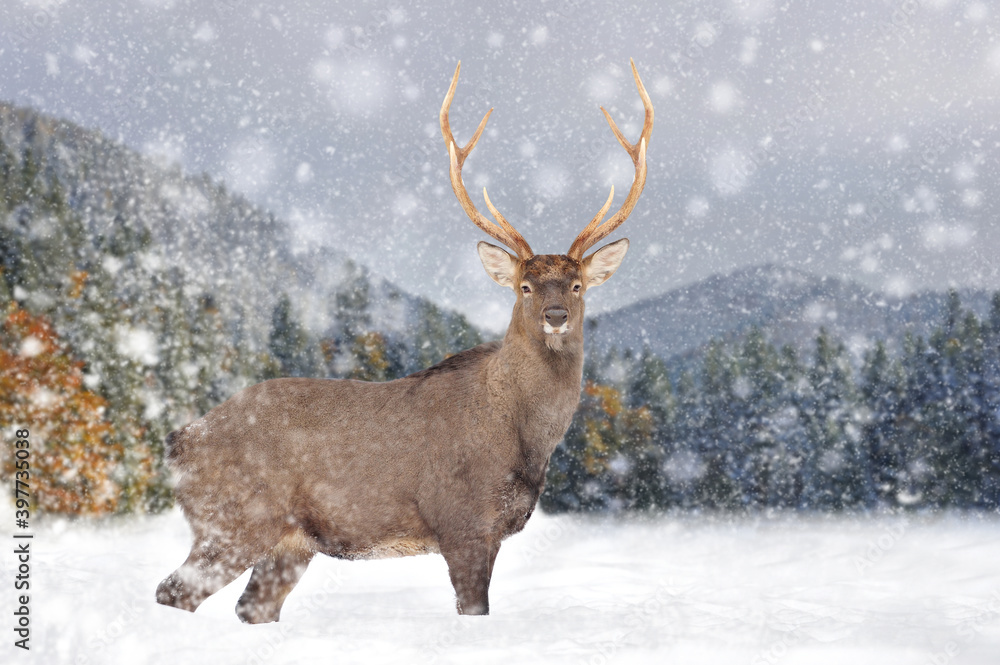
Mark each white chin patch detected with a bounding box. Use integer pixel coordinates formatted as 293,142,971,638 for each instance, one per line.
543,323,570,335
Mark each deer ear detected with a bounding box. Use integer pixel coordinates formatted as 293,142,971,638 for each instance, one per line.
582,238,629,288
477,241,519,289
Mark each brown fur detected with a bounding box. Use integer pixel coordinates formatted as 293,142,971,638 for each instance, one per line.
156,261,594,620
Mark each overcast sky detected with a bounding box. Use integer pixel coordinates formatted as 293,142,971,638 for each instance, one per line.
2,0,998,331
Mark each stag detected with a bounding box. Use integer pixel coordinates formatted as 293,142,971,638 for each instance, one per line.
156,60,653,621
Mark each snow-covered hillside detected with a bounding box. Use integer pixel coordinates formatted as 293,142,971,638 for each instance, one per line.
6,507,999,664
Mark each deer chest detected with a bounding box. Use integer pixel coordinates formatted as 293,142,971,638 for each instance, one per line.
492,473,540,539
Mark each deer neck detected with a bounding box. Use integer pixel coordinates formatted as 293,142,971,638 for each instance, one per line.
487,303,585,462
498,301,584,386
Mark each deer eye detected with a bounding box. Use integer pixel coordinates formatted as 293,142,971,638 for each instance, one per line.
521,284,532,295
572,283,582,293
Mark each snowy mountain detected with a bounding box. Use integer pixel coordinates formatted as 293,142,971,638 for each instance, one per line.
587,264,995,362
0,98,480,352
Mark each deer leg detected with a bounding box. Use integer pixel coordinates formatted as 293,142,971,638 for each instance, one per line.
235,547,314,624
156,538,258,613
440,536,500,615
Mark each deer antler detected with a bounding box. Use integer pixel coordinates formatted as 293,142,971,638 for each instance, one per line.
441,62,533,260
567,59,654,261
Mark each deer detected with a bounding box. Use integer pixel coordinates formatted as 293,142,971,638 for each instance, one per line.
155,59,653,622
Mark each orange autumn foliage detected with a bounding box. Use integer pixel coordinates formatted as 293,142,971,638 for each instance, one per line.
578,381,654,476
0,302,122,515
69,270,88,299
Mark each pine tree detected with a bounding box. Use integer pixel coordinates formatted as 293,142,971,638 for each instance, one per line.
938,308,990,507
981,293,1000,507
660,369,703,508
943,288,963,339
920,326,966,506
860,341,906,507
695,341,741,509
801,328,869,509
74,217,163,512
333,261,372,342
626,350,674,508
734,329,785,507
770,344,808,508
411,300,453,372
268,293,313,378
898,333,938,506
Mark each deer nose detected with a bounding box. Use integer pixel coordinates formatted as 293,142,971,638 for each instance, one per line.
544,308,568,327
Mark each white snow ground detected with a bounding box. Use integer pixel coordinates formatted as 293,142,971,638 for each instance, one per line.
3,507,1000,665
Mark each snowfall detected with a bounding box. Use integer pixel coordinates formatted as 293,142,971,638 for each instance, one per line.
2,503,998,665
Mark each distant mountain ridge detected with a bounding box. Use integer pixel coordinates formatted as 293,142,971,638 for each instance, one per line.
587,264,995,362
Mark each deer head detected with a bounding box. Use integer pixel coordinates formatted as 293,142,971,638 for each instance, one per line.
440,60,653,351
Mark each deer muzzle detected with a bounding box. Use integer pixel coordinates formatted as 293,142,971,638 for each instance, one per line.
543,307,569,334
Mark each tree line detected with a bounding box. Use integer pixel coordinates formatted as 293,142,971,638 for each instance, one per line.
543,291,1000,513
